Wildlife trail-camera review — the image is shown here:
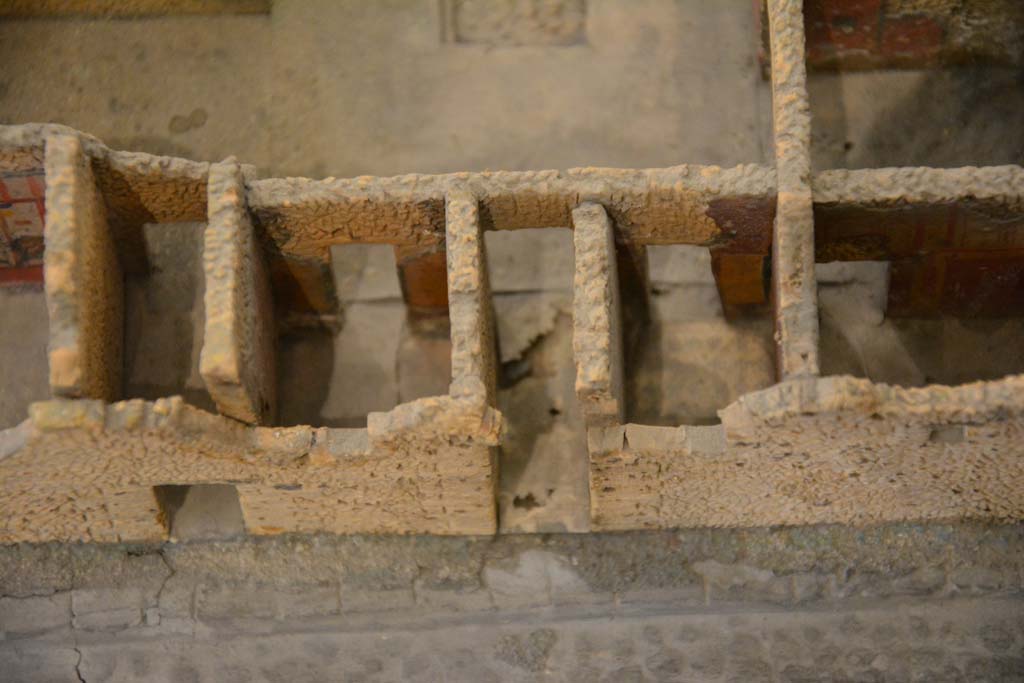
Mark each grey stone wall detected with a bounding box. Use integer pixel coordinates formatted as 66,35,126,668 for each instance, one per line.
2,522,1023,680
1,522,1021,633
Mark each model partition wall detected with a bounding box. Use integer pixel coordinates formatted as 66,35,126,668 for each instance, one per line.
1,0,1022,543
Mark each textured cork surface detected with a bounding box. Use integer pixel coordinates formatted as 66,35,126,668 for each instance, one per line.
200,160,276,425
43,133,123,401
572,203,624,427
0,397,497,542
590,375,1024,530
444,190,498,407
767,0,820,380
247,164,776,260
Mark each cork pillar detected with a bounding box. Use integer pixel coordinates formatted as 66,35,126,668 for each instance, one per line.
571,203,625,427
767,0,820,379
200,160,277,425
44,133,123,401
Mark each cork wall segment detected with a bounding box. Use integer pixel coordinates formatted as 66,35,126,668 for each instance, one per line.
43,133,123,402
2,0,1024,543
572,203,625,428
200,160,277,426
767,0,820,380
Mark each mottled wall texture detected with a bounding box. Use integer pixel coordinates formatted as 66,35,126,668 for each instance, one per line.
788,0,1024,69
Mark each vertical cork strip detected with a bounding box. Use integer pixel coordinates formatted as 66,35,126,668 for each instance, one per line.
44,133,123,401
572,203,624,426
200,161,277,425
767,0,819,379
445,189,497,408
